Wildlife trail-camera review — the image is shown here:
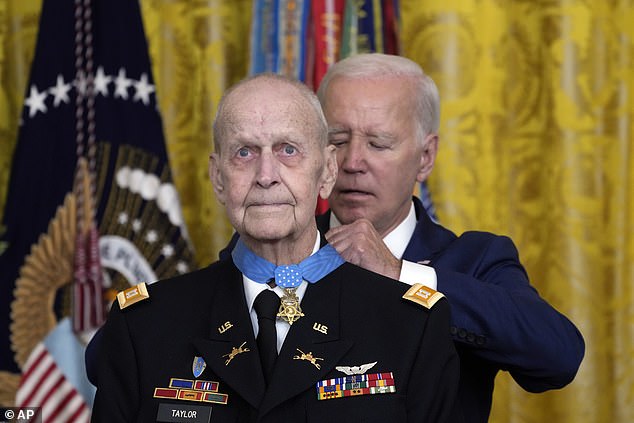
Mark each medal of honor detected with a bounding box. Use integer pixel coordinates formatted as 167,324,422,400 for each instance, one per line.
277,288,304,325
232,239,345,326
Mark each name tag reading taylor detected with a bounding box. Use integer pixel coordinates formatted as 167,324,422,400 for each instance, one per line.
156,403,212,423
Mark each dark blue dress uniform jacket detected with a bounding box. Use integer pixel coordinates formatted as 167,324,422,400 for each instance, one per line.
91,259,461,422
315,198,585,423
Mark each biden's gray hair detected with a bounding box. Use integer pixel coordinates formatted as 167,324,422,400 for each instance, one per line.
317,53,440,140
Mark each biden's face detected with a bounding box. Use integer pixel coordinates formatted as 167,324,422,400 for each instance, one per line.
323,76,434,236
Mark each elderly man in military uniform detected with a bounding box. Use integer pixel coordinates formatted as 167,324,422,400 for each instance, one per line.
91,74,461,422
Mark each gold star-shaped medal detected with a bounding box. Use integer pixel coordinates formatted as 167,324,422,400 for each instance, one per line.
277,288,304,325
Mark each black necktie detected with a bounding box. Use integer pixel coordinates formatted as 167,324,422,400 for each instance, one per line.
253,290,280,383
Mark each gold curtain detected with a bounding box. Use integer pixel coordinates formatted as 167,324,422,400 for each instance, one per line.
138,0,252,266
1,1,632,421
400,1,633,422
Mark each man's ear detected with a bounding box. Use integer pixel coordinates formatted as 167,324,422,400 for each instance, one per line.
416,133,438,183
318,144,338,200
209,153,226,205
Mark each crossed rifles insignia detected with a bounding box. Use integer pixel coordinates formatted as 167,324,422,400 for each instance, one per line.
223,342,250,366
293,348,323,370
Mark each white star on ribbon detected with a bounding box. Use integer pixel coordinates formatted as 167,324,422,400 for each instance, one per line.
133,73,155,105
94,66,112,97
114,68,132,99
24,85,48,117
49,75,71,107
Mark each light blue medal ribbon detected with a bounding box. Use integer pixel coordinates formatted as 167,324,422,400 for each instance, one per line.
231,238,344,287
232,238,345,324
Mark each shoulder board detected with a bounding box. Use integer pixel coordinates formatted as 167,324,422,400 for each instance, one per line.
117,282,150,309
402,283,444,309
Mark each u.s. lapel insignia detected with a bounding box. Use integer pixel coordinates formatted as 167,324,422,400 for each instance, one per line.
222,341,250,366
293,348,323,370
277,288,304,325
312,322,328,334
218,321,233,334
192,356,206,378
403,283,444,309
335,361,377,375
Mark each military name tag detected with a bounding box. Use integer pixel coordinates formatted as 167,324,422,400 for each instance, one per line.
156,403,211,423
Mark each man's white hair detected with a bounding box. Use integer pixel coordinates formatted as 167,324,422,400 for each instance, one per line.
317,53,440,140
213,73,328,152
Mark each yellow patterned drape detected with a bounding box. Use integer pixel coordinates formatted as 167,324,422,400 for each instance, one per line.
138,0,252,266
1,1,632,421
0,1,40,244
401,1,633,422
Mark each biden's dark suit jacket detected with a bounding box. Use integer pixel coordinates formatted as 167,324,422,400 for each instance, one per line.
314,198,585,422
91,259,460,422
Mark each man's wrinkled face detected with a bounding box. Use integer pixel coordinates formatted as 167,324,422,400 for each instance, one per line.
323,76,435,236
210,82,336,245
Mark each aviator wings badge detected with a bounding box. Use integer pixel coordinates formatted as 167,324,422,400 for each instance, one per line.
335,361,377,375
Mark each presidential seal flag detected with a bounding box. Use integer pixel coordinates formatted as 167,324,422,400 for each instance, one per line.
0,0,195,418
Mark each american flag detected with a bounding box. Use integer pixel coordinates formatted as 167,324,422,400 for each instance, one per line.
15,321,91,422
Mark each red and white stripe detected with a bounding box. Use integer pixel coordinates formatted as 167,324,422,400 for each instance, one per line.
16,343,91,422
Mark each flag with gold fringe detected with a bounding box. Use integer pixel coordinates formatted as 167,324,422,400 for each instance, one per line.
0,0,195,416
